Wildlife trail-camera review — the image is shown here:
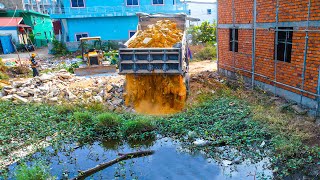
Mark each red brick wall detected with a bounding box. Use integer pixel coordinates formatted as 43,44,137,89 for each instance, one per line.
218,0,320,99
218,0,233,24
256,0,276,23
235,0,253,24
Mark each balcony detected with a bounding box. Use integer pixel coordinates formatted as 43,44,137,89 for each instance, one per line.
50,4,188,19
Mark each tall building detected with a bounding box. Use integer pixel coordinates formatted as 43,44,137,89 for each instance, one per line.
50,0,188,43
217,0,320,116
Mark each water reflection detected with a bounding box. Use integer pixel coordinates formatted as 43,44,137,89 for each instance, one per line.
7,138,272,179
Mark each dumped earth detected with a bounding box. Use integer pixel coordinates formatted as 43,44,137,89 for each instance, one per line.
125,74,187,115
125,19,187,115
128,20,183,48
0,70,127,111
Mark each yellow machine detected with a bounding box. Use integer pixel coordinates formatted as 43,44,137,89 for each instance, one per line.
75,36,117,76
80,37,104,66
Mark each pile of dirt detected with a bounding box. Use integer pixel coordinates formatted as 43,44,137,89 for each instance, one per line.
128,20,183,48
125,74,187,115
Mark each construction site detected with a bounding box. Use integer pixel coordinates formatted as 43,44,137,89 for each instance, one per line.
218,0,320,117
0,0,319,179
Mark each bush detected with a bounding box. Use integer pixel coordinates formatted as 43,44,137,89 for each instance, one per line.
188,21,216,45
51,39,68,56
95,112,122,128
0,58,7,72
73,111,92,124
15,162,54,180
122,118,155,137
0,72,9,80
194,45,217,60
16,44,26,52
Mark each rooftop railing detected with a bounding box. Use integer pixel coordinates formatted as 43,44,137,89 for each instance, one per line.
50,4,187,18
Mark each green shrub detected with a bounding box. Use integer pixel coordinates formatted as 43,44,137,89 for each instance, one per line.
194,45,217,60
0,58,7,72
122,118,155,136
73,111,92,124
66,63,79,74
51,39,68,56
15,162,54,180
95,112,122,128
0,72,9,80
56,103,78,114
187,21,216,45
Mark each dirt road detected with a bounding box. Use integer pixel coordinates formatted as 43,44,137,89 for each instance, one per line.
0,47,53,62
189,60,217,74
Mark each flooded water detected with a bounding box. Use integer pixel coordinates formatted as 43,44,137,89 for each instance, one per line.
6,138,272,179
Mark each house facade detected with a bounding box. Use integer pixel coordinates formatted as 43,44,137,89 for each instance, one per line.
186,1,217,26
23,0,54,14
0,17,31,54
50,0,188,43
0,10,54,47
217,0,320,116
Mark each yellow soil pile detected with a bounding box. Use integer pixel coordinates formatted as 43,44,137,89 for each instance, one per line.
128,20,183,48
125,74,187,115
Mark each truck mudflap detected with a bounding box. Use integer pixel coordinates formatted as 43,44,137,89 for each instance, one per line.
74,65,117,76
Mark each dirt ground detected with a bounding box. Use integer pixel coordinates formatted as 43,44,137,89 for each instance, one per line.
189,60,217,75
0,47,53,62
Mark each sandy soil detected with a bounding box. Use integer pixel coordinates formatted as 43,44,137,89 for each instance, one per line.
189,60,217,74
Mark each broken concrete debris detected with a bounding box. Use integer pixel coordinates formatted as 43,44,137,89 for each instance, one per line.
1,70,127,110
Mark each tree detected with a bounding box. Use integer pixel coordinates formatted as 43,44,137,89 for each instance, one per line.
188,21,216,45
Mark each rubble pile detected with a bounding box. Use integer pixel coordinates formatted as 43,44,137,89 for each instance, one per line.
128,20,183,48
0,69,127,111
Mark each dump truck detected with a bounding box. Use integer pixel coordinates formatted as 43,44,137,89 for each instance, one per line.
118,13,190,114
74,37,117,76
119,13,190,90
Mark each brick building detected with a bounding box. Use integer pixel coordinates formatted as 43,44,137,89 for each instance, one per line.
217,0,320,116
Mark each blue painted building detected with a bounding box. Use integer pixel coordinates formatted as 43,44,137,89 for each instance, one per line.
50,0,188,42
23,0,54,14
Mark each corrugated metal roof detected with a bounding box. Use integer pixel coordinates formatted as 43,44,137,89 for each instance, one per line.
0,17,23,27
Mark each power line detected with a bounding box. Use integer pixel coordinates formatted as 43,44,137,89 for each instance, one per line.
0,6,18,30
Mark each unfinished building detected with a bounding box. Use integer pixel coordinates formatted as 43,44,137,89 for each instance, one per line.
217,0,320,116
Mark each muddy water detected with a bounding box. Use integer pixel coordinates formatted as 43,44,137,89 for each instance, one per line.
6,138,272,179
125,75,187,115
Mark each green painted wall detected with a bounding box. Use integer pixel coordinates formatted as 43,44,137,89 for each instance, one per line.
1,10,54,47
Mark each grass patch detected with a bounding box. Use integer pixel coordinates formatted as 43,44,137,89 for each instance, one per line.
15,161,54,180
95,112,122,127
122,117,156,140
73,111,93,125
193,46,216,61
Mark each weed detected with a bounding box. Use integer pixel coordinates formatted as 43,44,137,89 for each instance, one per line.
56,103,78,114
194,45,217,61
51,39,69,56
0,72,9,80
85,102,105,112
15,161,54,180
122,117,156,139
73,111,93,125
95,113,122,128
